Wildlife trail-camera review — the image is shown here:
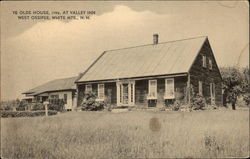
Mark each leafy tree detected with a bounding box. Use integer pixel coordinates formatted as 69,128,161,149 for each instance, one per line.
220,66,249,110
17,100,28,111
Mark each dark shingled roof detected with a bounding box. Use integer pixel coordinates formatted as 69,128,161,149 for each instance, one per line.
23,76,78,95
77,36,207,82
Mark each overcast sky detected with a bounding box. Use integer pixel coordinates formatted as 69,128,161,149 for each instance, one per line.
1,1,249,100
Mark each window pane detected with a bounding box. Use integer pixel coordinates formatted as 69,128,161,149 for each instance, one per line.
209,59,212,69
203,56,206,67
165,79,174,98
151,80,156,85
149,80,157,97
199,81,202,95
86,84,92,93
98,84,104,99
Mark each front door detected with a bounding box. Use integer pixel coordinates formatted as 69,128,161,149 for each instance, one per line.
122,83,129,105
210,83,215,105
116,81,135,106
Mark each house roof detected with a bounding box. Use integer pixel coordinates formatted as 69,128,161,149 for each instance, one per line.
77,36,207,82
23,76,78,95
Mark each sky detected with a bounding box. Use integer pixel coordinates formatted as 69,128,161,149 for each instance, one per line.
1,1,249,100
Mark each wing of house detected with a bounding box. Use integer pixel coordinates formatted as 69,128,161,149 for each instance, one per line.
76,35,222,108
23,76,78,110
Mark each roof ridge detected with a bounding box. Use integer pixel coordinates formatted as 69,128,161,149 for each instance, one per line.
105,35,207,52
53,76,78,81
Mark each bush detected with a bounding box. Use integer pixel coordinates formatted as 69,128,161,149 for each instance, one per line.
0,99,19,111
31,103,45,111
48,99,65,111
190,94,206,110
104,104,113,112
0,110,57,118
81,92,106,111
17,100,28,111
171,100,181,111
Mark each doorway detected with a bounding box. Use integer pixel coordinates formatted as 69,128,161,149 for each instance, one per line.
116,81,135,106
210,83,215,105
122,83,129,105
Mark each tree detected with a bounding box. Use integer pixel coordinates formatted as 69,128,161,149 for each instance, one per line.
220,66,249,110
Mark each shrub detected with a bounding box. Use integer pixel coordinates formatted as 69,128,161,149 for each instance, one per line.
48,99,65,111
190,94,206,110
175,90,185,100
16,100,28,111
81,92,106,111
0,99,19,111
104,104,113,112
171,100,181,111
31,103,45,111
0,110,57,118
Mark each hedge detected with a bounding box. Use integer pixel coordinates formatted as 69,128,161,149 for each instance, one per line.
0,110,57,118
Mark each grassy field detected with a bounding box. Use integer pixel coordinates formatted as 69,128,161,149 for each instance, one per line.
1,109,249,158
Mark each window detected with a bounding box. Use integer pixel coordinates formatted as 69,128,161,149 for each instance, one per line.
37,96,42,102
165,78,175,99
50,95,59,99
98,84,105,100
202,55,207,68
209,58,212,70
64,94,67,104
148,80,157,99
85,84,92,93
199,81,203,95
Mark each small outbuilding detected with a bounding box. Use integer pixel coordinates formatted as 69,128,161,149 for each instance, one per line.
22,76,78,111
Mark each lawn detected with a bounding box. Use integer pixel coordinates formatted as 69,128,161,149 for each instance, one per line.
1,109,249,158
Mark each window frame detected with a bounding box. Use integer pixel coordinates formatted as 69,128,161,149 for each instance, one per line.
202,55,207,68
37,96,42,102
209,58,212,70
85,84,92,93
164,78,175,99
148,80,157,99
198,81,203,96
97,84,105,100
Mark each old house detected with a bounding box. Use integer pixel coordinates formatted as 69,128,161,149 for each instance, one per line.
76,35,222,108
22,76,78,111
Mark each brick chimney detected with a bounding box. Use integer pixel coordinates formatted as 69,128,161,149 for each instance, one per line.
153,34,159,44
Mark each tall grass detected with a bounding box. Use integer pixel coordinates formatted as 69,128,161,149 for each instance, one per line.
1,109,249,158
